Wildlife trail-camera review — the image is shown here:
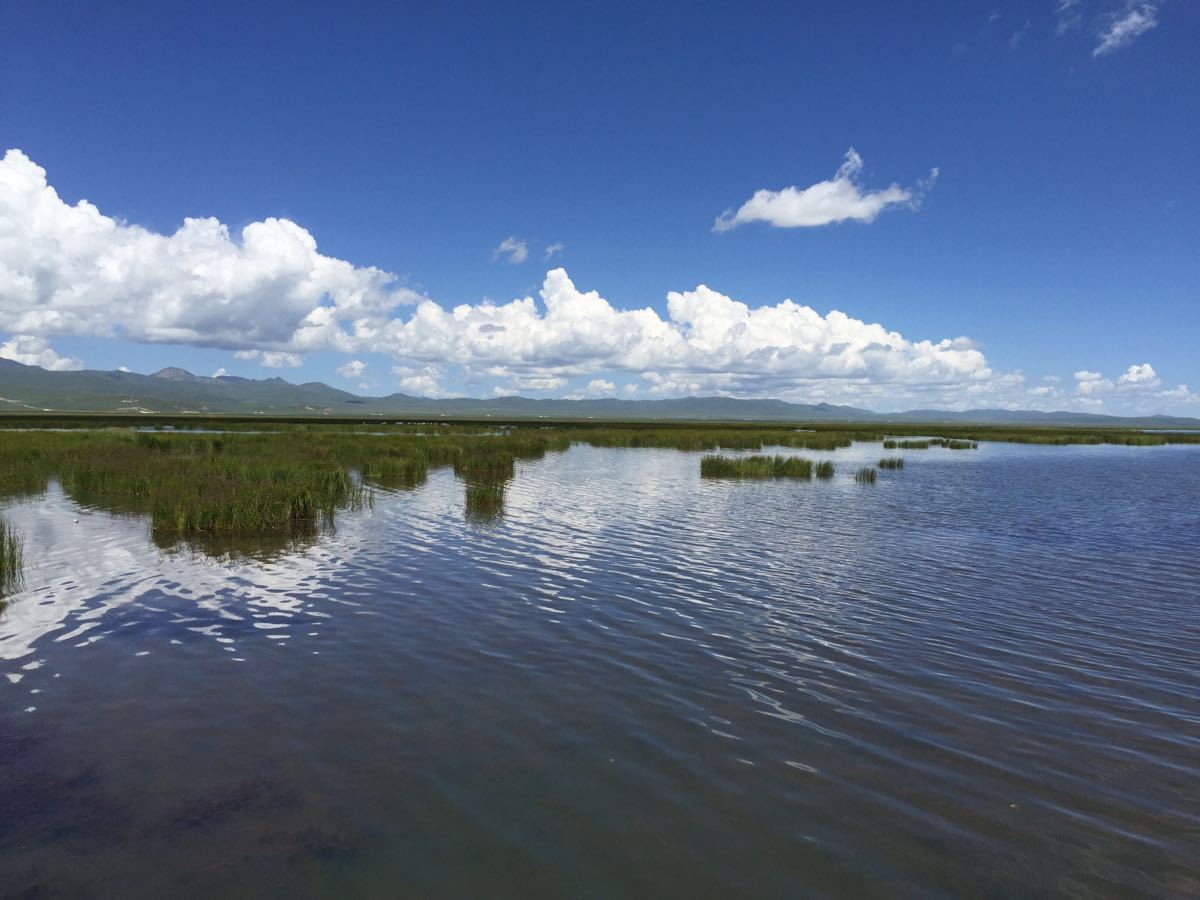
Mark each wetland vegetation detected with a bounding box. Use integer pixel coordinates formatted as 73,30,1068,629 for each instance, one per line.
0,515,21,600
0,415,1197,562
700,455,816,479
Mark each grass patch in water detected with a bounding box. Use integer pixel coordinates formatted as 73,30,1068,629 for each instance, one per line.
0,516,22,599
0,429,569,543
815,460,835,479
854,467,877,484
700,455,815,479
464,479,506,522
878,457,905,469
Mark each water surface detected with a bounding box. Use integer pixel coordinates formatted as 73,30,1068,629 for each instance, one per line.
2,441,1198,896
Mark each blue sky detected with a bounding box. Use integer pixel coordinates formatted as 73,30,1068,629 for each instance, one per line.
1,0,1196,413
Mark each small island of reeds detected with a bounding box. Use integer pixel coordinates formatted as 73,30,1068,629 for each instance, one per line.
700,455,815,479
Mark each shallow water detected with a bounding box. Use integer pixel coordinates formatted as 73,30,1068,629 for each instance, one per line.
2,441,1199,897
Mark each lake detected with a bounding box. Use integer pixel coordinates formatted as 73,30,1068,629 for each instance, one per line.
2,439,1198,896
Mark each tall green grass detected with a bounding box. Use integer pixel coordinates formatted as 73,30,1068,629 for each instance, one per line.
878,457,905,469
854,467,877,484
0,428,570,541
0,515,22,600
701,455,815,478
815,460,835,479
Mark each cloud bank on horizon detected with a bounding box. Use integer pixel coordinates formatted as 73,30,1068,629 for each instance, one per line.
0,148,1194,413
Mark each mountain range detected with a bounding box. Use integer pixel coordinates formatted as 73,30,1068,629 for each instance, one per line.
1,358,1197,427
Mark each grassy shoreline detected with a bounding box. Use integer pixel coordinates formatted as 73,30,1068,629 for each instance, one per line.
1,413,1199,447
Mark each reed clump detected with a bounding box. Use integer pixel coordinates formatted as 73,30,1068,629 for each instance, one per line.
0,515,22,599
0,428,571,542
577,427,866,453
700,455,815,479
854,467,877,484
815,460,835,479
464,479,506,521
878,457,904,469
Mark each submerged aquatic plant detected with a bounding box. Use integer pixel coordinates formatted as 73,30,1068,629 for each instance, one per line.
854,467,877,484
700,455,815,479
878,457,904,469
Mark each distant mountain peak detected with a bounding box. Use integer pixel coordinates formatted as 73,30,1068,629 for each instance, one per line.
151,367,198,381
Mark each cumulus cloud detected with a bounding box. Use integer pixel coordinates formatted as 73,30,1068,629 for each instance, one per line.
580,378,616,397
0,334,84,370
0,149,421,356
1094,3,1158,56
1073,362,1195,408
212,367,228,377
493,236,528,264
336,359,367,379
713,149,938,232
391,364,445,397
369,268,993,405
234,349,301,368
1117,362,1157,385
1074,369,1114,395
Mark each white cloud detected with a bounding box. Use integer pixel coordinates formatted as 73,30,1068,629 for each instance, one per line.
1010,19,1032,48
1072,362,1195,409
117,365,131,372
580,378,616,397
544,242,564,260
493,236,528,264
0,149,421,353
1056,0,1082,34
1094,4,1158,56
261,351,301,368
489,371,568,394
713,149,938,232
212,367,228,377
370,268,995,407
1074,369,1114,395
1158,384,1200,404
234,348,300,368
392,364,445,398
0,334,84,370
1117,362,1157,385
336,359,367,379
